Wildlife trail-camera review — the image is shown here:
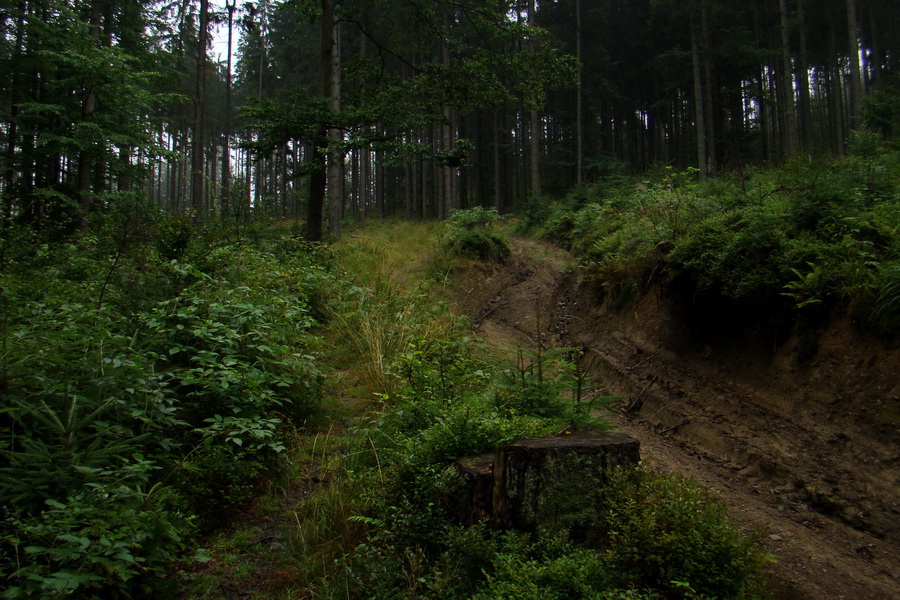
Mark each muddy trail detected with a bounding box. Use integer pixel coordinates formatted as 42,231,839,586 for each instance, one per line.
458,237,900,600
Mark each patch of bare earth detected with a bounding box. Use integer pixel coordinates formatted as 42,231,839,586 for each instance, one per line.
459,236,900,600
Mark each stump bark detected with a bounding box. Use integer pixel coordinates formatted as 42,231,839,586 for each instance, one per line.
491,430,640,542
448,453,495,524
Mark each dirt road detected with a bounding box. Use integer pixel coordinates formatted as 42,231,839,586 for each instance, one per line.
459,237,900,600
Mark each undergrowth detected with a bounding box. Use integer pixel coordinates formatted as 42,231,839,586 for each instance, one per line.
274,220,770,600
518,135,900,340
1,211,774,598
0,212,337,598
437,206,511,268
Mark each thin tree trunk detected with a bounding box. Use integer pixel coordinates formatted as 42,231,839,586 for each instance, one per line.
441,10,453,217
828,20,846,153
699,3,715,172
3,1,27,225
796,0,811,150
361,131,370,225
493,111,501,211
221,0,235,219
865,1,883,84
191,0,209,222
78,1,102,218
327,15,342,238
690,13,708,180
846,0,863,130
779,0,798,156
376,136,385,217
528,0,540,198
307,0,337,241
575,0,583,185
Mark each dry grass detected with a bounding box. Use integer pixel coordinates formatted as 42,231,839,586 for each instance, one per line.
282,429,376,593
327,220,461,396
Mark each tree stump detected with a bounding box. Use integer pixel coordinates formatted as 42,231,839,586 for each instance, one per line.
448,453,495,524
491,430,640,543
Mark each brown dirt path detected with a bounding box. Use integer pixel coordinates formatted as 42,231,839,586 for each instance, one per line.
457,236,900,600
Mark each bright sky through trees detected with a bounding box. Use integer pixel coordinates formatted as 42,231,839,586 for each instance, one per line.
211,0,240,62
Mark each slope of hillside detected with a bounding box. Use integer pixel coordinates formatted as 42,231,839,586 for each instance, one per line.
458,236,900,600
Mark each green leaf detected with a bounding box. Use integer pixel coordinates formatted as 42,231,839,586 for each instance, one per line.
45,571,96,590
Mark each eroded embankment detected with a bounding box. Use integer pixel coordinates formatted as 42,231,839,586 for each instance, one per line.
459,236,900,600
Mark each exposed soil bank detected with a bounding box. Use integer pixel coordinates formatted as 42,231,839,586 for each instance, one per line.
458,237,900,600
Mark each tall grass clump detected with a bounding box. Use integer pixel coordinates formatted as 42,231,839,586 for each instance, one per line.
328,221,463,394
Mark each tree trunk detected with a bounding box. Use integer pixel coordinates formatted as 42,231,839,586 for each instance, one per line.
3,1,27,226
575,0,583,185
828,19,846,154
191,0,209,222
779,0,798,156
77,1,103,219
327,15,342,238
846,0,863,130
700,1,716,172
528,0,540,198
493,111,501,211
796,0,812,151
690,14,708,180
307,0,337,241
221,0,235,219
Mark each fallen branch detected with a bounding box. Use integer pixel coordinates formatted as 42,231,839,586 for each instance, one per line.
659,419,691,435
625,375,657,414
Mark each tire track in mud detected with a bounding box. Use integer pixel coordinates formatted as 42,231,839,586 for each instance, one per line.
465,237,900,600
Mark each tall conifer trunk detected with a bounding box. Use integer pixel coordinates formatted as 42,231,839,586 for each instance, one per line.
78,1,102,218
191,0,209,222
700,1,716,173
528,0,540,198
221,0,234,219
779,0,798,156
575,0,583,185
327,15,342,238
3,0,26,226
307,0,337,241
690,13,707,180
846,0,863,130
796,0,812,150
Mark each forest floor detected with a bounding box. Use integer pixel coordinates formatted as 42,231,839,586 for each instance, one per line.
451,236,900,600
177,231,898,600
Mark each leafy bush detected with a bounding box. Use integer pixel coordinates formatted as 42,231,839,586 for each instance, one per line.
441,207,511,262
851,260,900,336
472,535,612,600
519,148,900,337
0,216,335,595
601,466,770,599
668,207,800,302
1,483,189,599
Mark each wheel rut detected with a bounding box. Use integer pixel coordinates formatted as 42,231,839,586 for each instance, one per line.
461,236,900,600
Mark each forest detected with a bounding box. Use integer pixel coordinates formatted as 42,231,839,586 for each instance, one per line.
1,0,897,237
1,0,899,598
